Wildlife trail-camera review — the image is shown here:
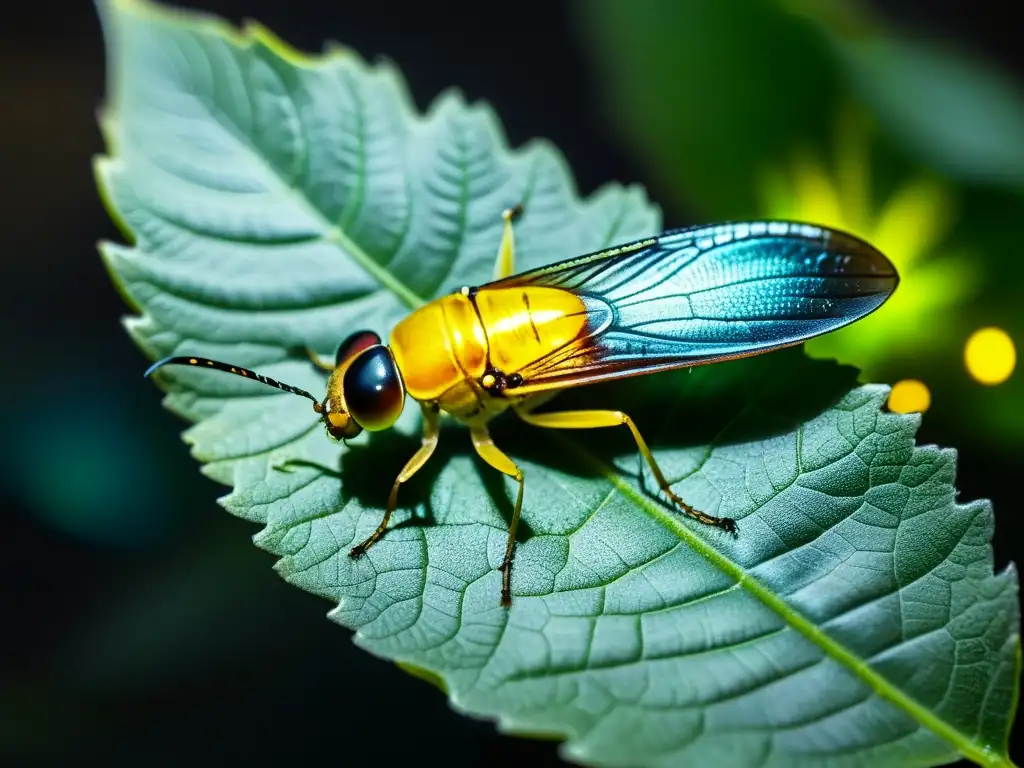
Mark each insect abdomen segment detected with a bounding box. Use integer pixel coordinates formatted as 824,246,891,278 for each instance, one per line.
473,286,590,381
390,294,488,402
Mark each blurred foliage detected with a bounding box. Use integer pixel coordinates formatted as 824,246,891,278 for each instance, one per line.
0,362,186,550
783,0,1024,188
758,106,978,379
575,0,839,220
575,0,1024,446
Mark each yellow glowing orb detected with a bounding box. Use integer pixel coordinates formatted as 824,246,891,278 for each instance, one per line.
888,379,931,414
964,327,1016,385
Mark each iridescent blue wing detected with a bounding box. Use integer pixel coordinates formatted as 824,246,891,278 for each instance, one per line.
484,221,898,395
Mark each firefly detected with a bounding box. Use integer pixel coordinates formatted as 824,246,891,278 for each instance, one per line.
145,208,898,606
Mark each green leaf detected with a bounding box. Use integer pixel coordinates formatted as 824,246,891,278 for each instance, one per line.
96,1,1021,765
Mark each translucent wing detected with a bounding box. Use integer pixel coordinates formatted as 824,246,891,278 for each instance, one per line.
485,221,898,395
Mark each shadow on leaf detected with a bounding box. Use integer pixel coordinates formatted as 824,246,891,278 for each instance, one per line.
492,348,859,468
273,348,860,547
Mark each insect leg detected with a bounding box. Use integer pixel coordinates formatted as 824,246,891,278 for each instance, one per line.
469,425,524,607
349,404,441,558
304,348,336,373
492,203,523,280
513,406,737,533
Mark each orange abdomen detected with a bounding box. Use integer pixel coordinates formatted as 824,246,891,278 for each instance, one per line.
389,294,487,402
388,287,589,421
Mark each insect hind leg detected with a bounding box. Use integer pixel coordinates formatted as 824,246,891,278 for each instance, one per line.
493,203,523,280
303,348,336,373
514,406,737,534
469,425,525,607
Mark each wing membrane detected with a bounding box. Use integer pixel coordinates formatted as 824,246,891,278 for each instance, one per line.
486,221,898,394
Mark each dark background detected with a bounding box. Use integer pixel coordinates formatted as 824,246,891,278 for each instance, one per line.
2,1,1020,766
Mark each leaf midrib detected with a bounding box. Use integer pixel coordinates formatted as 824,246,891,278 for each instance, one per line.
556,432,1008,768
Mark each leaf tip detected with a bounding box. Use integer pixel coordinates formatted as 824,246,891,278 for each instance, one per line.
394,661,450,694
93,158,137,248
97,244,144,317
95,106,118,151
429,86,469,116
187,436,217,465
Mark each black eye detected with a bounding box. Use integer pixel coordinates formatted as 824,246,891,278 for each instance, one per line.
343,346,405,431
335,330,382,367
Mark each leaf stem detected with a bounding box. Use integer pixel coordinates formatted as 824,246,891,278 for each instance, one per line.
324,227,423,309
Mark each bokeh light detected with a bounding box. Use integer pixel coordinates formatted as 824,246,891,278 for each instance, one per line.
964,327,1016,385
0,371,183,550
887,379,931,414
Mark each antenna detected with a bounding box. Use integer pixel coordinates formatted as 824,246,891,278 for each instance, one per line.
144,356,323,413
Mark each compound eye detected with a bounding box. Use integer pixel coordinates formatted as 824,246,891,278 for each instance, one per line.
335,330,382,368
343,346,406,431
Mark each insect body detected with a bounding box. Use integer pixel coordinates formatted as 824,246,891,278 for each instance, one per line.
145,209,898,606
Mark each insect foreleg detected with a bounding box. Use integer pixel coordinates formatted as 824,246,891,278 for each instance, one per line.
349,404,441,559
469,425,525,607
513,405,737,534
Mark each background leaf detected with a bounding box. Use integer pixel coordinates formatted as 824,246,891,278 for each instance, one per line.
97,1,1020,766
572,0,841,219
785,0,1024,188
